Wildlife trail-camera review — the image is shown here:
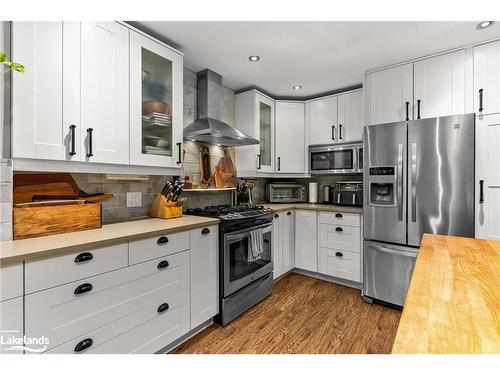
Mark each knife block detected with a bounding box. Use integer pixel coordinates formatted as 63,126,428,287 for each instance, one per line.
149,194,183,219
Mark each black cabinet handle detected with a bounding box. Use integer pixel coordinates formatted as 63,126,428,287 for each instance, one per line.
86,128,93,158
339,124,343,140
74,252,93,263
157,303,170,314
176,142,182,165
201,227,210,235
335,227,343,232
479,89,484,112
274,214,279,218
480,179,485,203
335,213,343,218
157,260,170,269
264,238,270,243
416,100,421,120
74,338,93,353
335,252,343,257
331,125,336,140
277,157,281,171
287,211,291,216
405,101,409,121
69,125,76,156
74,283,93,295
157,236,169,245
257,154,262,169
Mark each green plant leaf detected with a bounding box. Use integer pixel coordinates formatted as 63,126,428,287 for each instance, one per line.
0,53,6,62
11,63,25,72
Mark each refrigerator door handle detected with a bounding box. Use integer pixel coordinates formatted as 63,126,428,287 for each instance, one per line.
397,143,404,221
411,142,417,223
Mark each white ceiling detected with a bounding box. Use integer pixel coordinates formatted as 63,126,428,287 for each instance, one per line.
135,21,500,98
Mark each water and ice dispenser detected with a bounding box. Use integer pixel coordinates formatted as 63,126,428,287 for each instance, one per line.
368,166,397,206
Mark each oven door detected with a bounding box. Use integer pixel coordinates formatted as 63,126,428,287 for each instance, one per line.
309,145,358,174
223,223,273,297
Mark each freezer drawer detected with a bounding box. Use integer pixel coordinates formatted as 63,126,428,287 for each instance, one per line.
363,240,417,307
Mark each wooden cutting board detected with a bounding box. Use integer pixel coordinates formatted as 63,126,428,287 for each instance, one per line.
214,149,236,188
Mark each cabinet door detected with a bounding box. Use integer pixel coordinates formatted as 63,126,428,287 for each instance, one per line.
294,210,317,272
272,213,283,279
275,102,305,173
474,40,500,116
282,211,295,273
256,94,275,173
308,96,338,145
0,297,23,354
476,114,500,240
130,30,183,167
12,22,80,161
81,22,129,164
190,226,219,328
365,63,413,125
414,50,467,119
338,90,363,142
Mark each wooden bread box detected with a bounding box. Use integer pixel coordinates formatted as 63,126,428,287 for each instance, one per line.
13,201,102,240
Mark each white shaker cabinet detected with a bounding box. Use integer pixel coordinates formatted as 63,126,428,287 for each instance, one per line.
414,50,468,120
129,30,183,168
0,297,24,354
308,95,338,145
81,22,130,164
275,101,305,173
474,40,500,116
337,90,363,142
190,225,219,329
294,210,317,272
365,63,413,125
475,114,500,240
12,22,81,161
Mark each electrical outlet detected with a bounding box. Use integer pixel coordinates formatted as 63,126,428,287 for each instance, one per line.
126,192,142,208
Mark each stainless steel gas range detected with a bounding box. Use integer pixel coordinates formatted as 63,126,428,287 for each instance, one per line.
186,205,275,325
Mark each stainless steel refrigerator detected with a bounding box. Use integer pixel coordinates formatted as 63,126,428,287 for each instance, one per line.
362,113,475,306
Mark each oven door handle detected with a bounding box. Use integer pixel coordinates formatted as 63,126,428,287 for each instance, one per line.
224,222,273,240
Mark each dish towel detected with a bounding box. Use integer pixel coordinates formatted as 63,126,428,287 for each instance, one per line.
248,228,264,262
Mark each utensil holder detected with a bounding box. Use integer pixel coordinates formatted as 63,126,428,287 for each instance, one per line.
149,194,183,219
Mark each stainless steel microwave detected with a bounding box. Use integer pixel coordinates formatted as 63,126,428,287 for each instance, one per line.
308,142,363,174
265,183,306,203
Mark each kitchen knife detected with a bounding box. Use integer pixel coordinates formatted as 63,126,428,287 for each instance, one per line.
172,184,184,202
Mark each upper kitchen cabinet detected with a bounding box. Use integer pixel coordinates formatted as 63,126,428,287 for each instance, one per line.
364,63,413,125
414,50,469,120
474,40,500,116
275,101,305,173
337,89,363,142
12,22,81,161
235,90,275,174
308,95,338,145
129,30,183,167
81,22,129,165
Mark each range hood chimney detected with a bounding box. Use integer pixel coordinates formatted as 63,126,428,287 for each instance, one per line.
183,69,259,147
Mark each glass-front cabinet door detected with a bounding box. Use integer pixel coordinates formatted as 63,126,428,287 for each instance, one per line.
130,30,183,167
256,94,275,173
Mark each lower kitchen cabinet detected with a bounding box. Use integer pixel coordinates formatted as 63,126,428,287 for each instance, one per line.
273,211,296,279
190,225,219,329
0,297,24,354
294,210,318,272
272,213,284,279
319,248,361,282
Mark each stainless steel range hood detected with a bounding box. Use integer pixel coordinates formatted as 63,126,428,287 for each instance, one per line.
183,69,259,147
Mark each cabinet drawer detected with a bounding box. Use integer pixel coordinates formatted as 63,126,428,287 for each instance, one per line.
319,248,361,282
319,211,360,227
46,289,189,354
0,297,24,354
0,262,23,301
319,224,361,253
129,231,189,265
25,251,189,352
25,243,128,294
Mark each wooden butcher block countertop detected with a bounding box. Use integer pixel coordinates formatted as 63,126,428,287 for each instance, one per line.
392,234,500,354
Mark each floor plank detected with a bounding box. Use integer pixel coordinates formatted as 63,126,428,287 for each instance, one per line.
172,273,401,354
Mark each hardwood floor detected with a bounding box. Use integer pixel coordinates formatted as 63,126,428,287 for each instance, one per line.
172,273,401,354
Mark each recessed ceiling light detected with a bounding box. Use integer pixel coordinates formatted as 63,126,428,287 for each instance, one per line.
476,21,494,30
292,85,302,90
248,55,260,62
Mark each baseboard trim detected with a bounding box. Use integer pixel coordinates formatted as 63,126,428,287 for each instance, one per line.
291,268,362,291
156,318,215,354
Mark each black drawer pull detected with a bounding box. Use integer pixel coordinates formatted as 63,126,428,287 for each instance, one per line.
287,211,292,216
74,252,93,263
157,303,170,314
335,213,343,218
74,283,93,295
335,227,343,232
335,252,343,257
274,214,279,218
157,260,170,269
157,236,169,245
264,238,270,244
74,338,93,353
201,228,210,235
